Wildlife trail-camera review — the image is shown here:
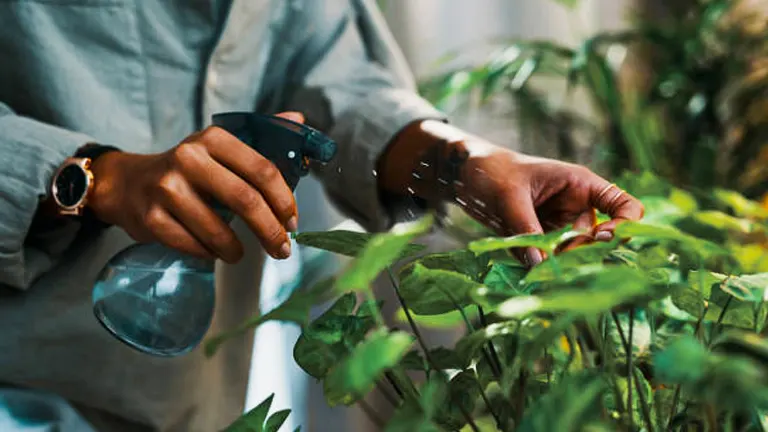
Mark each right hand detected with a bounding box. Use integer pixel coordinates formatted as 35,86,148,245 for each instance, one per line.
87,112,304,262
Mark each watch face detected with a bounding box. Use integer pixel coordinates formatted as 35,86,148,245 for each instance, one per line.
55,164,88,207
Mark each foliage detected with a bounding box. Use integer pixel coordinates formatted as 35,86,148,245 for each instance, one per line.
214,170,768,431
418,0,768,198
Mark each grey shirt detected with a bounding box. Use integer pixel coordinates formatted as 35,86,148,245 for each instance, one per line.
0,0,443,430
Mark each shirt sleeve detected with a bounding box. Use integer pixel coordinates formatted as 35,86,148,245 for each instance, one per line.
0,102,92,290
280,0,447,232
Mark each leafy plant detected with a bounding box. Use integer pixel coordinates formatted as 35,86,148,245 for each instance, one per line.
419,0,768,198
213,170,768,431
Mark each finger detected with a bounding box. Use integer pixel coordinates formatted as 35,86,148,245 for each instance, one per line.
156,174,244,263
573,209,597,231
275,111,305,124
186,157,291,260
196,126,298,230
499,189,545,266
140,206,216,260
556,210,598,253
589,181,644,222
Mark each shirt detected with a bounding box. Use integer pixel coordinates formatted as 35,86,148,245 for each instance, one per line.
0,0,443,430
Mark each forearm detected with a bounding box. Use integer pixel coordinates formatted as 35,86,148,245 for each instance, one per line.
377,119,496,205
0,103,93,289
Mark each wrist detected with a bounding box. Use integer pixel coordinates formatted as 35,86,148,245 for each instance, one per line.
378,120,473,205
87,150,128,225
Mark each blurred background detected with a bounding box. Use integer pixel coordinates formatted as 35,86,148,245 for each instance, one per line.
245,0,767,430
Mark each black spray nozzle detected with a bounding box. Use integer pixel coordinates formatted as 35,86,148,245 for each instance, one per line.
212,112,337,191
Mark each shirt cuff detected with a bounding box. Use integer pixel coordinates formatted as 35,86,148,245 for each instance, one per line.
316,88,447,232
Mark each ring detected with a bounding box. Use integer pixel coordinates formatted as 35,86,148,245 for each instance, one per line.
596,183,625,208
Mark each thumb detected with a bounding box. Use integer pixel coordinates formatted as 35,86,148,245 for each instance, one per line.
275,111,305,124
499,191,545,267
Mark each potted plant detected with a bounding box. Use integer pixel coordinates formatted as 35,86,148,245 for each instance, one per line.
210,1,768,430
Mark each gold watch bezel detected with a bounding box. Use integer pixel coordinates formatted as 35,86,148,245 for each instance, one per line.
51,157,94,216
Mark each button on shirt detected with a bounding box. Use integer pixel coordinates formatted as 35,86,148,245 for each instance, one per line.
0,0,443,430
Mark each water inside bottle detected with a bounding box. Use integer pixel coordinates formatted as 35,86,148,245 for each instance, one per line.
92,244,216,356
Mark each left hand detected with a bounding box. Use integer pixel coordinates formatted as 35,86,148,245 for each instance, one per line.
378,120,644,266
453,140,644,265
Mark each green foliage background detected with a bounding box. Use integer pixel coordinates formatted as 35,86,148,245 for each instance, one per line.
212,1,768,431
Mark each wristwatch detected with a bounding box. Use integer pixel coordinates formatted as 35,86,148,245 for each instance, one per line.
49,144,120,219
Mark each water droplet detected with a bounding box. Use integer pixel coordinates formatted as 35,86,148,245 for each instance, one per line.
407,209,415,218
489,220,502,230
419,161,430,168
438,178,448,185
337,167,343,174
455,197,467,207
371,169,378,177
407,187,416,195
411,172,422,180
454,180,465,187
287,151,296,159
473,198,487,208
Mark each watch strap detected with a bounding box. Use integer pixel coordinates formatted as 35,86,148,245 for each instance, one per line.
75,143,122,231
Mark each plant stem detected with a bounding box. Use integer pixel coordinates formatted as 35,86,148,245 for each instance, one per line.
475,377,504,431
387,269,501,428
384,372,404,399
459,404,481,432
478,306,504,378
715,295,734,332
667,385,682,430
386,268,431,359
358,399,386,429
627,309,635,432
632,368,654,432
513,371,527,427
376,381,400,407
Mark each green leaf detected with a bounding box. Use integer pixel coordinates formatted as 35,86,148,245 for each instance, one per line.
456,321,519,364
293,294,376,379
395,307,479,329
722,273,768,302
335,216,433,292
386,377,446,432
711,330,768,366
411,249,491,282
400,350,427,371
294,230,425,258
398,263,482,315
691,210,762,235
323,329,414,406
264,410,291,432
471,261,527,308
224,394,274,432
517,372,607,432
205,277,334,357
712,188,768,220
468,225,582,255
497,267,653,318
654,336,709,385
524,240,619,283
615,221,729,259
437,370,481,430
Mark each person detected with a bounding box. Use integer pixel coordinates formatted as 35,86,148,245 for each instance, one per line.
0,0,644,431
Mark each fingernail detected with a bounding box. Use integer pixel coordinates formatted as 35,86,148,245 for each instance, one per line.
526,249,543,267
595,231,613,242
286,216,298,232
278,242,291,259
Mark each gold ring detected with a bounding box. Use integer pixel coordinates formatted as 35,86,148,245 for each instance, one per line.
596,183,618,202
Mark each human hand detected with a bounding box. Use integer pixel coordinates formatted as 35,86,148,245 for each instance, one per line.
452,141,644,265
378,120,644,266
87,112,305,262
